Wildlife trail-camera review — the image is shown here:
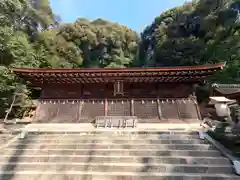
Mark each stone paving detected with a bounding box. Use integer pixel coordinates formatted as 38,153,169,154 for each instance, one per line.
0,126,239,180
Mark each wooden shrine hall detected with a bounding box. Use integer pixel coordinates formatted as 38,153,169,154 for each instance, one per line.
12,63,225,124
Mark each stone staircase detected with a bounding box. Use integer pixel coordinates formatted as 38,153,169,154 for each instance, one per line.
0,131,239,180
0,133,16,146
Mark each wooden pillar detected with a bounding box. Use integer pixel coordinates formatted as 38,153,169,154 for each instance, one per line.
104,98,108,116
157,99,162,120
193,97,202,120
33,101,40,122
77,100,83,122
131,99,134,116
56,101,60,119
175,102,181,120
192,84,198,97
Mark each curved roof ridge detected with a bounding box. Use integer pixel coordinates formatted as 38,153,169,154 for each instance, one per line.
11,62,225,73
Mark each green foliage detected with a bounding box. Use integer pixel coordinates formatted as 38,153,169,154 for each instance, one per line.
35,29,82,68
58,19,139,68
0,66,15,92
207,129,240,157
0,0,139,118
140,0,240,83
0,0,59,118
8,32,40,68
0,66,23,117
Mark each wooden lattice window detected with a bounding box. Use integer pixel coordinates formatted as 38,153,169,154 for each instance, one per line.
114,81,124,96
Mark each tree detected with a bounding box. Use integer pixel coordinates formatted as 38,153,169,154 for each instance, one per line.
58,19,139,68
0,0,139,118
139,0,240,83
0,0,57,118
1,0,239,119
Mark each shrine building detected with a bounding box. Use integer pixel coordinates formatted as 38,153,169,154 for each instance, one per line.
12,63,225,124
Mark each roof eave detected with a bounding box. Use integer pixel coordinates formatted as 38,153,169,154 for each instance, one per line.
11,62,226,73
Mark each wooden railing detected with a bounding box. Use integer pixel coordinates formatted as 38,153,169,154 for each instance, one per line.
35,97,201,123
95,116,138,128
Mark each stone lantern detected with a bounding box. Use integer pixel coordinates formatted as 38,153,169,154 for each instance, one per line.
209,96,238,129
209,97,235,116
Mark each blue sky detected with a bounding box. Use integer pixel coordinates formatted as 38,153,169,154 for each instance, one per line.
50,0,189,32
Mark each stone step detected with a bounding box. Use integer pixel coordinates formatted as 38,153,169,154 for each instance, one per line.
13,139,208,144
26,131,199,135
0,155,231,165
26,131,200,135
0,163,234,174
0,135,15,144
8,144,216,150
0,171,239,180
0,135,13,138
2,149,222,157
25,134,200,140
